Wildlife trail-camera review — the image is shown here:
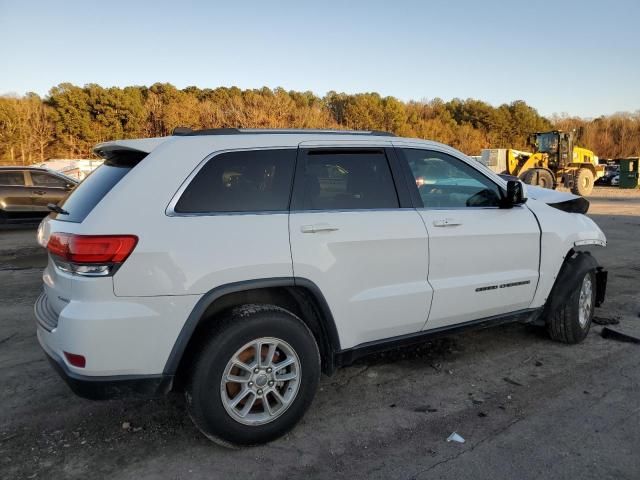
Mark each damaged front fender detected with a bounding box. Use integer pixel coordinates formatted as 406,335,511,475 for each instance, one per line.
524,185,590,214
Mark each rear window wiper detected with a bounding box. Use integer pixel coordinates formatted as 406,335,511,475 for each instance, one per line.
47,203,69,215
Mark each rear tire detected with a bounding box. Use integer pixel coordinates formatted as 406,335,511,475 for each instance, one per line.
547,270,596,344
522,169,554,189
186,304,321,447
571,168,594,196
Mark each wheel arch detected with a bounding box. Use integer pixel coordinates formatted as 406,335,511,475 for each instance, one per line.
543,250,602,321
164,277,341,384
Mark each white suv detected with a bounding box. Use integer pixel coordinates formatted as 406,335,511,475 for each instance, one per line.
35,128,607,446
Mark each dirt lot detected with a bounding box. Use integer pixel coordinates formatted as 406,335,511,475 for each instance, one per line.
1,187,639,480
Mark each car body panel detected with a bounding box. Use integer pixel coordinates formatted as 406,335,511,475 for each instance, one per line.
113,213,294,296
26,170,74,211
419,205,540,329
525,197,606,308
0,169,31,212
0,167,76,214
289,209,431,349
37,291,200,376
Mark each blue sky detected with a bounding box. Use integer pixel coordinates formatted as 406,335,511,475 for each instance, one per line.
1,0,638,117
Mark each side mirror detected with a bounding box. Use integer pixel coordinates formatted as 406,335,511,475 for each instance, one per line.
503,180,527,208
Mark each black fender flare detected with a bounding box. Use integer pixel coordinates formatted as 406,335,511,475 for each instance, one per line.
544,251,605,319
162,277,341,375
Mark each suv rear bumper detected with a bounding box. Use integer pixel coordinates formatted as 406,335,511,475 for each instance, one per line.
34,289,201,399
38,334,173,400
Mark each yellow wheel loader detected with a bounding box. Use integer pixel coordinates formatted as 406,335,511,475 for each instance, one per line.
481,131,605,196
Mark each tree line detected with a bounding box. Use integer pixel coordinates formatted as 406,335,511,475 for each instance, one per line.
0,82,638,165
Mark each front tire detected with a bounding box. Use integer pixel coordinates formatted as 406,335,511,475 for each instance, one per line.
571,168,594,196
547,270,596,344
186,304,321,447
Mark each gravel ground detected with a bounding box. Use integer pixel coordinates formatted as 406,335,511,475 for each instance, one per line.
0,186,639,480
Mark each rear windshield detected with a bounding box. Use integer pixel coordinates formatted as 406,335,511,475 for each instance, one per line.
54,150,147,223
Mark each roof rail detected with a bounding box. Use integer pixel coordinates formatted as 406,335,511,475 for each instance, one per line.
171,127,395,137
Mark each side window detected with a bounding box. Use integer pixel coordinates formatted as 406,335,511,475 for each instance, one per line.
400,149,502,208
31,172,67,188
0,171,25,186
295,150,399,210
174,149,296,213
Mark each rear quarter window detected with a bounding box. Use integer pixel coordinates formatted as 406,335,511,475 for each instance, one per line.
55,150,147,222
174,149,297,213
0,171,25,186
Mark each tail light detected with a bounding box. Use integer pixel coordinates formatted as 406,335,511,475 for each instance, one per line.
47,233,138,277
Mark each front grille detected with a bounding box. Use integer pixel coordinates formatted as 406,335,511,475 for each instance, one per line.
35,292,59,331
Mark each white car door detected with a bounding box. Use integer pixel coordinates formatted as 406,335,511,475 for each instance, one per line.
288,144,431,350
395,146,540,330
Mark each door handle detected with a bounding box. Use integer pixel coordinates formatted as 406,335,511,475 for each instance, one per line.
301,223,340,234
433,218,462,227
33,190,46,195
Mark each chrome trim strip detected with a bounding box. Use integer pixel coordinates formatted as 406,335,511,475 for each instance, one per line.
165,143,517,218
168,210,289,218
290,208,414,214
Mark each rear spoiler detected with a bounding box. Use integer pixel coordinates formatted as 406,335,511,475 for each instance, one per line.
93,137,170,158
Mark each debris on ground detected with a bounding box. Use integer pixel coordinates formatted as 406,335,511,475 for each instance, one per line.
0,433,17,443
446,432,465,443
535,360,543,367
122,422,131,430
478,412,488,418
601,327,640,344
0,333,16,346
503,377,524,387
593,316,621,326
414,405,438,413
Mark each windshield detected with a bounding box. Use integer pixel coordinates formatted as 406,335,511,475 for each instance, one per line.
535,133,559,154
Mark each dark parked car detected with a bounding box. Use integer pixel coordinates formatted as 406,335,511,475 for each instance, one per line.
0,167,78,222
595,166,620,186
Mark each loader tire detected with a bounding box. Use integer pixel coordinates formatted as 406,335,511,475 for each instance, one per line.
522,169,554,189
571,168,594,196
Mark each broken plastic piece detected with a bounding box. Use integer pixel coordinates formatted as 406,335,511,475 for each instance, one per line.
447,432,465,443
593,316,620,326
601,327,640,344
503,377,524,387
